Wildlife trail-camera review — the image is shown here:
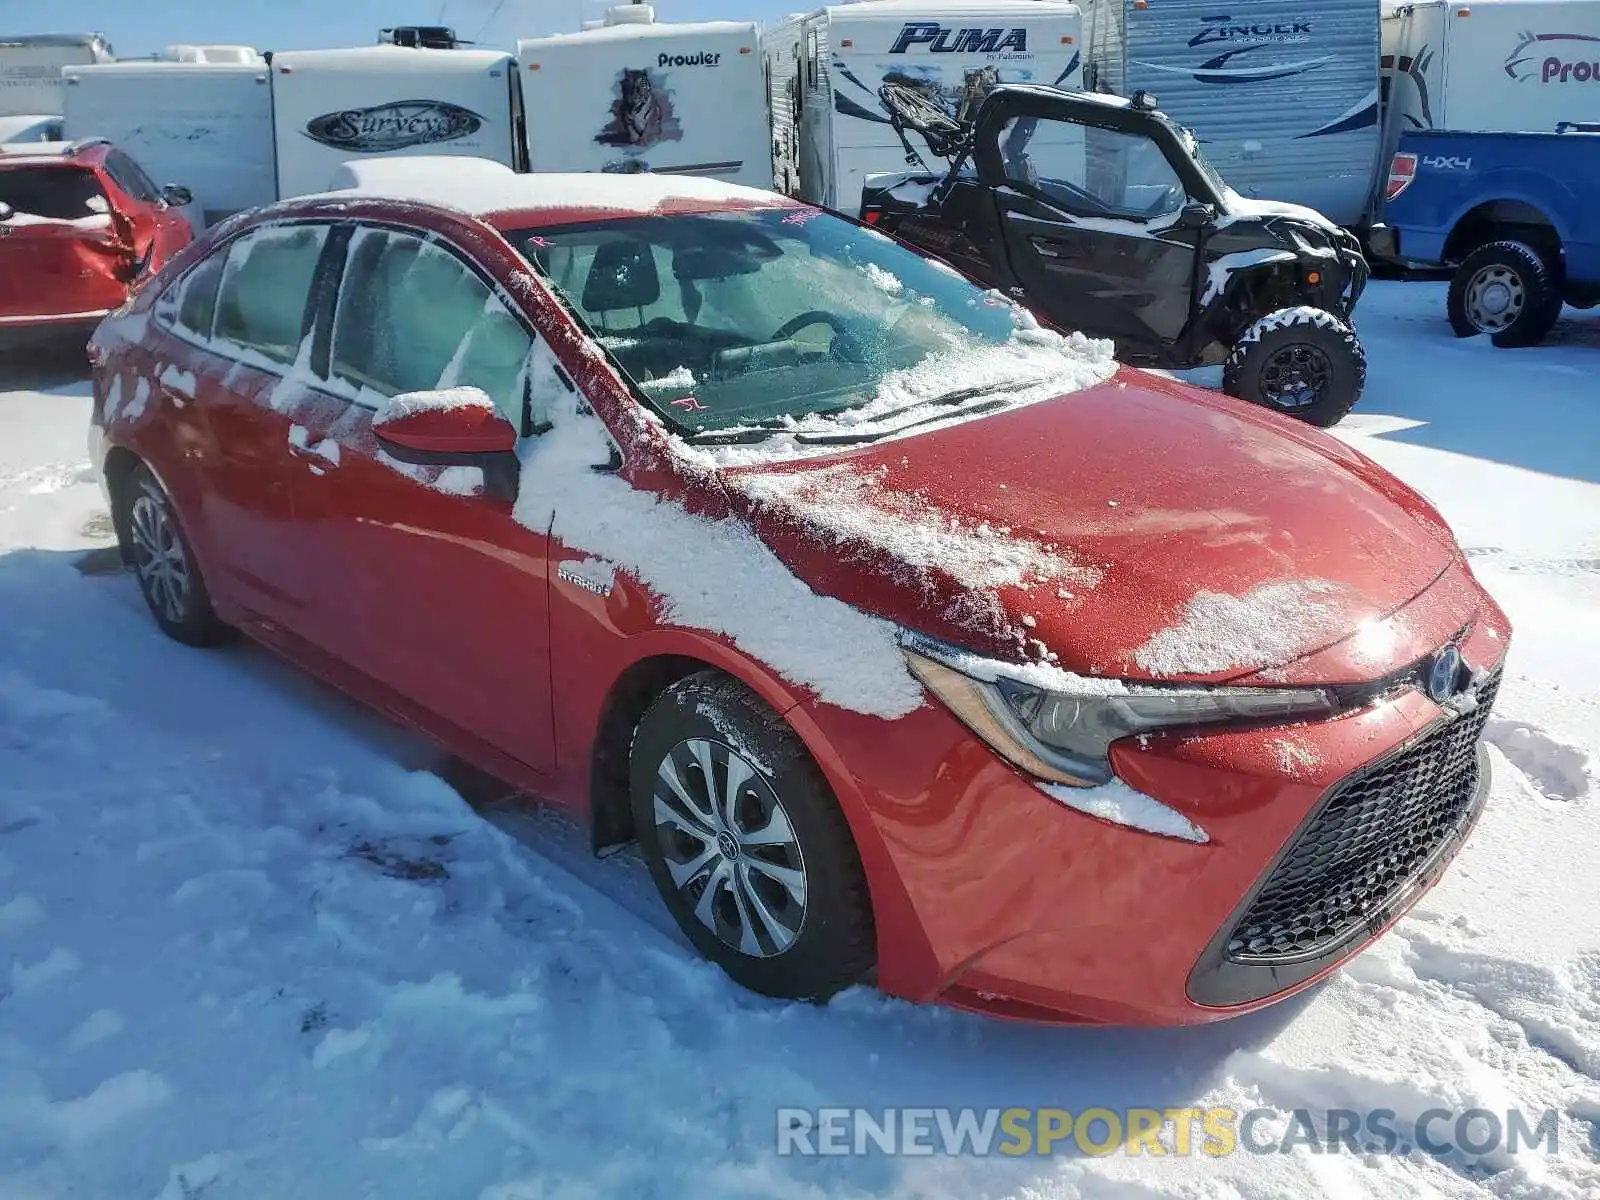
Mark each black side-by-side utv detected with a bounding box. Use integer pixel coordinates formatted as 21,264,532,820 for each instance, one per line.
859,85,1371,427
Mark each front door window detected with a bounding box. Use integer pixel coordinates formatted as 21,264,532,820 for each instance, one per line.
999,118,1189,224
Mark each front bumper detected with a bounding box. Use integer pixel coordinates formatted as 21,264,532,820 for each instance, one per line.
798,601,1508,1026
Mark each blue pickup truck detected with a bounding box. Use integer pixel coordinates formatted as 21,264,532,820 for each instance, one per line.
1375,128,1600,348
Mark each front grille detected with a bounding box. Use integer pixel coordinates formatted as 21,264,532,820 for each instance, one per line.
1226,669,1501,963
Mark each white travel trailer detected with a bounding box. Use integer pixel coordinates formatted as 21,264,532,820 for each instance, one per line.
163,45,265,65
765,1,1085,215
62,58,276,224
1076,0,1383,226
517,5,770,185
1382,0,1600,137
0,33,112,137
269,45,525,200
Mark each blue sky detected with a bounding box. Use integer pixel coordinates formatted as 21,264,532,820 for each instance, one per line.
9,0,797,58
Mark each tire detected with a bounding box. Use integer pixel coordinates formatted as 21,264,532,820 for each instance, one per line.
117,464,230,647
1222,307,1367,428
629,671,875,1002
1447,240,1562,348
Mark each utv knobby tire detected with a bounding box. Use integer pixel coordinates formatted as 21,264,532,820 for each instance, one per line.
1223,307,1366,429
116,464,231,647
630,671,875,1002
1447,240,1563,348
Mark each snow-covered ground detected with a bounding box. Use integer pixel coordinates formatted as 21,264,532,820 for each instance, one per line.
1,283,1597,1199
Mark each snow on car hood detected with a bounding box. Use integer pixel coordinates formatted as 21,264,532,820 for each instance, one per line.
721,367,1462,684
1219,186,1342,235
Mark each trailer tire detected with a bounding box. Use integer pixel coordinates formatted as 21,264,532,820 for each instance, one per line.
1222,307,1366,429
1447,240,1562,347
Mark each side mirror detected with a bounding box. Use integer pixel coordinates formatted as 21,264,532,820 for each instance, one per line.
0,201,13,222
373,388,520,500
161,184,194,208
1177,201,1217,231
374,389,518,455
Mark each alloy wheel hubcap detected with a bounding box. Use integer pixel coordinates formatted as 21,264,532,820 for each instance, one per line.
1465,265,1525,332
1260,342,1334,410
129,484,191,624
652,737,808,958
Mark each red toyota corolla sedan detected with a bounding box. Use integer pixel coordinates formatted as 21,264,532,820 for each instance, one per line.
86,162,1509,1025
0,138,194,342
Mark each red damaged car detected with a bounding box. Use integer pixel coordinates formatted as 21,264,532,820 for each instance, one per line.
86,163,1509,1025
0,139,194,342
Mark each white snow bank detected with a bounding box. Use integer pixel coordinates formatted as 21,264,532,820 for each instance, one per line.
1037,778,1208,843
1133,579,1348,677
513,347,924,719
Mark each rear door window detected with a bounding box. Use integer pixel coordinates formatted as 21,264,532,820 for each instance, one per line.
212,224,330,367
330,227,533,424
0,166,108,220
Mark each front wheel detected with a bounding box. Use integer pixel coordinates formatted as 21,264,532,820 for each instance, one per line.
1222,307,1366,428
630,672,875,1002
1447,240,1562,347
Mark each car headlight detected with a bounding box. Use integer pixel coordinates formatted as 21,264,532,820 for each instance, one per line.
900,631,1337,787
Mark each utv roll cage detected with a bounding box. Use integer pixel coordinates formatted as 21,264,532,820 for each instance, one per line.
877,82,1228,213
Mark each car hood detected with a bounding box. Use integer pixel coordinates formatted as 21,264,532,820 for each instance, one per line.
1220,187,1342,236
720,368,1462,685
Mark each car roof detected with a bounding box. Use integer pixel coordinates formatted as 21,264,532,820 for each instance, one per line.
321,157,803,227
0,139,111,168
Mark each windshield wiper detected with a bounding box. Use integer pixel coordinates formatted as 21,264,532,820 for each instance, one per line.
682,376,1050,448
795,397,1010,446
805,375,1051,433
684,421,789,446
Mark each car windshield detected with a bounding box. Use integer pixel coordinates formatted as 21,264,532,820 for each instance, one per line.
0,165,107,220
1177,125,1228,198
508,207,1084,436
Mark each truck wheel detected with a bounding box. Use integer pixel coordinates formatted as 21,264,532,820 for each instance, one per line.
1222,307,1366,429
1447,240,1562,347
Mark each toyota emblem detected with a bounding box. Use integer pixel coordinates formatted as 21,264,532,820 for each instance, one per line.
1426,645,1463,703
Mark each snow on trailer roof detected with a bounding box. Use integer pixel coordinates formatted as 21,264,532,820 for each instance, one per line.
323,158,799,221
520,19,758,45
271,44,513,73
822,0,1081,19
62,60,269,78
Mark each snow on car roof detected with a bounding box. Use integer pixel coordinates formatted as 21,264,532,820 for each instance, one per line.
324,158,797,221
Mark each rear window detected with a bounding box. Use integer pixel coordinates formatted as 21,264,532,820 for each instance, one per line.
0,165,108,220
